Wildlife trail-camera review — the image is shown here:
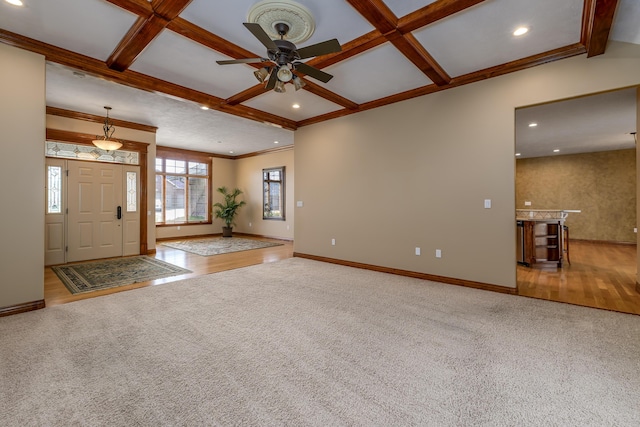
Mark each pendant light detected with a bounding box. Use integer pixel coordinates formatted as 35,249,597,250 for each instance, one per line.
92,106,123,151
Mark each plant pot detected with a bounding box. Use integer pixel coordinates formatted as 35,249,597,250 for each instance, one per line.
222,226,233,237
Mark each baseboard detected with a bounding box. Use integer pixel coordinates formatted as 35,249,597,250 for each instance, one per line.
234,232,293,242
293,253,517,295
570,238,637,246
0,299,46,317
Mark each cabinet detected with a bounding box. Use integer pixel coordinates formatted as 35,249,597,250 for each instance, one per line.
522,220,563,267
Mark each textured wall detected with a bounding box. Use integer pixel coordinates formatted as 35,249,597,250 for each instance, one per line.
516,149,636,242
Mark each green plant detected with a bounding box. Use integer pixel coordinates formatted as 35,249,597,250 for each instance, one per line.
213,186,246,228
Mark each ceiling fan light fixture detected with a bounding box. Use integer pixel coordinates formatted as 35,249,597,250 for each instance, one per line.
274,80,286,93
254,67,270,83
292,76,306,91
276,65,293,82
92,106,123,151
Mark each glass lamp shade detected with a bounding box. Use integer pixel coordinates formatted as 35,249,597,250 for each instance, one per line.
276,66,293,82
274,80,286,93
293,76,306,91
254,67,269,83
92,138,123,151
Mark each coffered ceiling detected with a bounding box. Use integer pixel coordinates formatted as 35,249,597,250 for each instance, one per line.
0,0,637,156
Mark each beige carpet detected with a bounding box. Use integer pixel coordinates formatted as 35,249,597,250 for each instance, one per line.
1,258,638,426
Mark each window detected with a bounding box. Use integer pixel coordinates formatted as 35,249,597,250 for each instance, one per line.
263,167,285,220
155,150,211,225
47,165,62,214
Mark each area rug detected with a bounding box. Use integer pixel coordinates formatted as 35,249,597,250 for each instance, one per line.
160,236,283,256
51,256,191,294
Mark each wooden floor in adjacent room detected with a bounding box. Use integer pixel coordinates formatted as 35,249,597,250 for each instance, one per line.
517,241,640,315
46,238,639,315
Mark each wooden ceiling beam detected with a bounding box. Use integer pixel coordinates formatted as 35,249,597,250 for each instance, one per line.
225,85,270,106
389,33,451,86
0,29,296,130
106,0,193,72
297,43,586,128
346,0,450,85
307,30,387,69
105,0,153,18
398,0,487,33
301,80,359,110
581,0,619,58
345,0,397,34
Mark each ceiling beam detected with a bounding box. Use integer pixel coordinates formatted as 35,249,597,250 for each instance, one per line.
581,0,619,57
346,0,450,85
398,0,487,33
307,30,387,69
0,29,296,130
302,80,359,110
106,0,193,71
225,85,271,106
105,0,153,17
297,43,586,128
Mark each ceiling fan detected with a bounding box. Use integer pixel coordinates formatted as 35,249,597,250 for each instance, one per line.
216,22,341,93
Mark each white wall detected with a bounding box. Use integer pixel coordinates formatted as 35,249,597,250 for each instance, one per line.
295,41,640,289
0,44,45,308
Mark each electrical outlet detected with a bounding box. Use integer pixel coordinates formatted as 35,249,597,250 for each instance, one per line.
415,247,421,256
331,238,336,246
286,225,290,230
177,226,180,230
249,222,252,227
635,228,637,233
297,201,303,207
484,199,491,209
524,201,532,206
435,249,442,258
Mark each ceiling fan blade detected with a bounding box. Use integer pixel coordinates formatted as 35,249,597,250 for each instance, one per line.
216,58,267,65
293,62,333,83
243,22,278,51
296,39,341,60
264,69,278,90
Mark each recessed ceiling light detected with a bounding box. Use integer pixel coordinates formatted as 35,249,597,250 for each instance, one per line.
229,151,234,154
5,0,23,6
528,122,537,127
200,106,209,110
515,153,521,157
292,103,300,109
513,27,529,36
553,149,560,153
274,141,279,144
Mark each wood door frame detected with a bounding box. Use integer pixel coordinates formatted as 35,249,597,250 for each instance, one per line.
46,128,149,255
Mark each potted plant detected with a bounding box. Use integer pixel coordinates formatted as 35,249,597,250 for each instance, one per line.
213,186,246,237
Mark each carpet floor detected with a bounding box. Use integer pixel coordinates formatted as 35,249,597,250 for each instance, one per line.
1,258,639,426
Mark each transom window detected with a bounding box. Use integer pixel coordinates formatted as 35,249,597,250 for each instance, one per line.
263,167,285,220
155,150,211,225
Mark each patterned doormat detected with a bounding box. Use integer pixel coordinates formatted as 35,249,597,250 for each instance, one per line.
52,256,192,294
160,237,283,256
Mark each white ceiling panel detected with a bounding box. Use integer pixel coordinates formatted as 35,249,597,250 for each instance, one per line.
0,0,137,61
611,0,640,45
180,0,373,55
384,0,438,18
130,31,254,99
244,86,343,121
413,0,583,78
515,88,637,159
45,63,293,156
323,43,434,104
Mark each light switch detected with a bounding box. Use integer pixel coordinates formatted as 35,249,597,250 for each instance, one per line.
296,201,303,207
415,247,421,256
524,201,532,206
484,199,491,209
435,249,442,258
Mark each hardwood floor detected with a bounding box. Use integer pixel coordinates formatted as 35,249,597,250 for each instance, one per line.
517,241,640,315
45,236,294,307
46,237,639,315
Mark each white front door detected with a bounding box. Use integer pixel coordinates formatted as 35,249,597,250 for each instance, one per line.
67,160,124,262
45,158,66,266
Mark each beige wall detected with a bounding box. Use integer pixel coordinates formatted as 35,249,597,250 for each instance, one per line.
46,115,158,250
516,149,636,243
0,44,45,307
234,149,294,240
294,41,640,289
